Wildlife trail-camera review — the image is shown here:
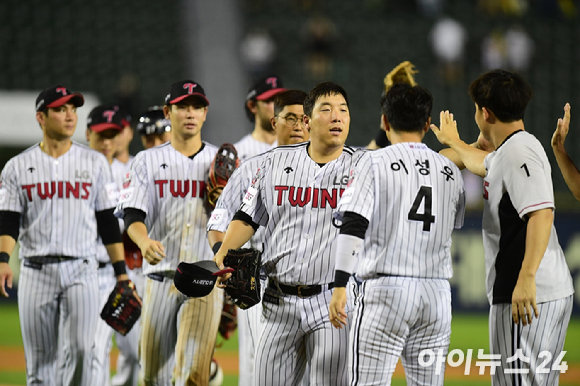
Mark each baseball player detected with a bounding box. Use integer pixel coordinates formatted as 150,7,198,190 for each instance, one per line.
214,82,360,386
0,85,129,386
431,69,574,385
116,80,223,386
235,75,286,162
136,106,172,149
329,83,466,385
207,89,310,386
552,103,580,200
113,106,134,166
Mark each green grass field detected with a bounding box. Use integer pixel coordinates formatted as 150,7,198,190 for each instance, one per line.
1,302,579,385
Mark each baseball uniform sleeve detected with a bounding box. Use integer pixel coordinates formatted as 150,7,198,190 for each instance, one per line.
336,152,375,222
454,166,466,229
239,156,270,227
502,142,554,219
94,154,119,212
0,159,23,213
116,153,151,215
207,165,245,233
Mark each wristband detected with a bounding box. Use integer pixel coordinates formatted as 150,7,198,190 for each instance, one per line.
0,252,9,264
334,270,351,287
212,241,223,255
113,260,127,276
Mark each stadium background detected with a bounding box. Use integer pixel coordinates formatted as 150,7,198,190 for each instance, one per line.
1,0,579,384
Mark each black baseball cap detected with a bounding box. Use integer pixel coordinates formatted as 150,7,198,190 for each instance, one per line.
174,261,234,297
87,105,124,133
165,80,209,106
246,75,286,101
136,107,171,136
36,85,84,112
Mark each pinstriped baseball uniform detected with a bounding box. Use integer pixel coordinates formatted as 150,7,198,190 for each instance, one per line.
239,142,361,386
208,152,266,386
234,134,276,163
116,141,223,385
336,142,465,385
482,131,574,386
0,142,118,386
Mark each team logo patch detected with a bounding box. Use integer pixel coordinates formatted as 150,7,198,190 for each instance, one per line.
243,186,258,205
118,187,134,204
123,172,131,189
208,208,227,226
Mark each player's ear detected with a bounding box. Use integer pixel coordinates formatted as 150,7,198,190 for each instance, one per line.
423,117,431,133
482,107,496,124
382,114,390,132
246,100,258,115
304,115,312,132
163,105,171,120
85,129,91,142
270,116,277,132
36,111,46,128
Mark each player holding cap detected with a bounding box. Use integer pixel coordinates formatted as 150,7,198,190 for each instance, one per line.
116,80,223,385
235,75,286,162
0,85,128,386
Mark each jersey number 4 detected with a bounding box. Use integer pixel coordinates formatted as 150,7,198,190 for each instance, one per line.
408,186,435,232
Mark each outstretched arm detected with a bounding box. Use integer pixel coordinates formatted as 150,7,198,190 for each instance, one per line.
431,111,489,177
552,103,580,201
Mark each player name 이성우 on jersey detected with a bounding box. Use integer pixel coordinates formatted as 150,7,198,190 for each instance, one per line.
0,142,119,259
239,142,362,285
116,141,218,275
337,142,465,280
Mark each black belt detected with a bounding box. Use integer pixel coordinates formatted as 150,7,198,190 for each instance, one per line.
27,255,75,264
269,278,334,298
98,262,110,269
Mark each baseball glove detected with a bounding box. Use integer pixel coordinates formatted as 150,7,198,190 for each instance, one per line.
122,231,143,270
219,293,238,339
206,143,240,209
383,61,418,93
100,280,141,336
222,248,262,310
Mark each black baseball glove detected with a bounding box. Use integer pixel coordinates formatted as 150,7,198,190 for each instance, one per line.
222,248,262,310
100,280,141,336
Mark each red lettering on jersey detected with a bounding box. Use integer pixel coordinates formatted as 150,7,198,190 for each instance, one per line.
81,183,91,199
265,77,278,88
66,182,80,198
170,180,190,198
288,187,311,207
199,180,206,198
275,186,289,205
183,83,197,94
37,182,56,200
22,184,35,201
320,188,338,208
483,180,489,200
57,181,64,198
155,180,168,197
312,188,319,208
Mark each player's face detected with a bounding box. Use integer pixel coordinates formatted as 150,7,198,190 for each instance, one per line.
86,128,120,163
256,99,275,132
166,98,208,140
272,104,310,146
306,93,350,149
141,132,171,149
115,125,134,155
37,103,78,140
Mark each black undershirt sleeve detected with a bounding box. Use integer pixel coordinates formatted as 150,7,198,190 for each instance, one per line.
0,210,21,240
232,210,260,232
96,208,122,245
123,208,146,230
339,211,369,238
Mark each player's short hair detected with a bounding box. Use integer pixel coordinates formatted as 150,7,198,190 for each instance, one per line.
468,69,532,123
303,82,349,117
273,90,308,116
381,83,433,133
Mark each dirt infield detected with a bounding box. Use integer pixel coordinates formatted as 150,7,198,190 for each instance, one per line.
1,347,579,382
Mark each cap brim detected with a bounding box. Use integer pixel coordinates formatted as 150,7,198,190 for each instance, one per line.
46,93,85,108
89,123,123,133
168,93,209,106
256,88,286,101
213,267,235,276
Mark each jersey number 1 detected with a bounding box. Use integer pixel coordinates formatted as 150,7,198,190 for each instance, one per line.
408,186,435,232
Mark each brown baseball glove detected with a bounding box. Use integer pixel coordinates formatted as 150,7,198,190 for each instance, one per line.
384,61,418,93
218,293,238,340
206,143,240,210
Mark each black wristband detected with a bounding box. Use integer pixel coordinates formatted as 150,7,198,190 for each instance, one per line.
0,252,9,264
113,261,127,276
212,241,223,255
334,270,351,287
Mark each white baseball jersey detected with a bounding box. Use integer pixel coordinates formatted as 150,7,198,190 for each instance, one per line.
239,142,362,285
337,142,465,279
482,131,574,304
0,142,118,259
116,142,218,275
234,134,276,163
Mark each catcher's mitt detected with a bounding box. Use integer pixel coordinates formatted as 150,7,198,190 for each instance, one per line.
100,280,141,336
383,61,418,93
222,248,262,310
206,143,239,209
219,293,238,339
